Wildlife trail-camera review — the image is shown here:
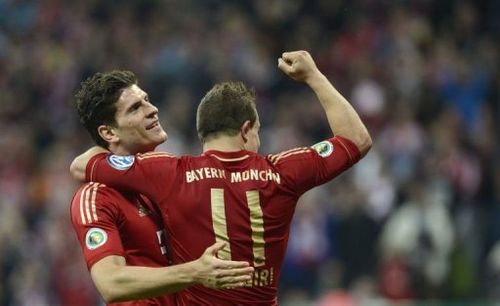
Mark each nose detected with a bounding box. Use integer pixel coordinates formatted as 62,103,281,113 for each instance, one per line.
145,101,158,118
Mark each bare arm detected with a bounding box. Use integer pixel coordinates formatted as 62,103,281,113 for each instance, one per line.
91,242,254,303
70,146,108,181
278,50,372,156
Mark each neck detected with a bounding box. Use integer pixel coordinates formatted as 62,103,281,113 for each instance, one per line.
108,143,145,156
203,135,245,152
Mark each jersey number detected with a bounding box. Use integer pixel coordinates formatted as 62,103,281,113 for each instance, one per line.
210,188,266,267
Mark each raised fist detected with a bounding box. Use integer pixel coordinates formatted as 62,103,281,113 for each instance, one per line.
277,50,320,82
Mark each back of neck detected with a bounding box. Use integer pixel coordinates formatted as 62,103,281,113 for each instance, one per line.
203,135,245,153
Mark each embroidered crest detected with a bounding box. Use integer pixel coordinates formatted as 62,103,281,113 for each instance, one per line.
311,141,334,158
107,155,135,170
85,228,108,250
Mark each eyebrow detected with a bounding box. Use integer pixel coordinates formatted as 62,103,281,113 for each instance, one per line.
126,101,142,113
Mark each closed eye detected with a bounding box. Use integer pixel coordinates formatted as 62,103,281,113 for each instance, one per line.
127,102,142,113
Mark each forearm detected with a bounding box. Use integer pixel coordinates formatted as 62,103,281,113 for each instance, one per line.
70,146,108,181
306,72,372,156
92,259,199,303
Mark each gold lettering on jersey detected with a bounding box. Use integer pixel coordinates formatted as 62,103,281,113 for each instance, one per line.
186,168,226,183
210,188,231,260
196,168,204,179
231,172,242,182
245,267,274,287
230,170,280,184
186,168,279,184
247,191,266,267
259,269,269,286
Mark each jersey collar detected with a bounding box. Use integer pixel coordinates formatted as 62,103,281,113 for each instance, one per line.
203,150,253,162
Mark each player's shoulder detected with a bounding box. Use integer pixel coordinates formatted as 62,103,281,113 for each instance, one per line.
136,151,177,161
73,182,115,197
71,182,125,210
70,182,129,225
103,151,179,171
265,146,314,165
265,138,341,164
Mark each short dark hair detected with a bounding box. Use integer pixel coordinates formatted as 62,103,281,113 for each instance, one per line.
196,81,257,143
75,70,137,148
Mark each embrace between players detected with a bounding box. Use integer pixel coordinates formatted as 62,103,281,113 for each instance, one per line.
69,51,372,305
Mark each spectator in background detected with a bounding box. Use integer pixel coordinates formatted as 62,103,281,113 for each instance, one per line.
0,1,498,304
379,180,454,299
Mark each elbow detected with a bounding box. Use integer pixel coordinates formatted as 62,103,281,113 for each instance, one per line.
69,157,85,181
91,258,133,303
357,131,373,158
94,279,119,303
358,132,373,157
69,159,78,178
100,288,125,304
96,281,129,303
100,290,118,304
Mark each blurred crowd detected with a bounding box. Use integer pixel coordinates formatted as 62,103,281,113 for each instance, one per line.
0,0,499,305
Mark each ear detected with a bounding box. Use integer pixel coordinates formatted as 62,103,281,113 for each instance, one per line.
97,124,119,145
240,120,252,143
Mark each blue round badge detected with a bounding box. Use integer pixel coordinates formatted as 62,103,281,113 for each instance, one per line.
107,155,135,170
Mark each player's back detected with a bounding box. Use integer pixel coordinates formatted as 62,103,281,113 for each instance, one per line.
165,150,301,306
70,182,175,306
86,137,360,305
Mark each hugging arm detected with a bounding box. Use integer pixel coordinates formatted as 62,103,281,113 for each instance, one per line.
91,242,254,303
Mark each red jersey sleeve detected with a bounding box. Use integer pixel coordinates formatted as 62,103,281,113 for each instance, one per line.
85,151,179,204
267,136,361,196
70,182,126,269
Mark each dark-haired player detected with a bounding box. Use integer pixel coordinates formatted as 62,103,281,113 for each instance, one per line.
70,70,254,305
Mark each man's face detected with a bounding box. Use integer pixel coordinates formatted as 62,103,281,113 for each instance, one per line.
244,115,261,153
112,84,167,153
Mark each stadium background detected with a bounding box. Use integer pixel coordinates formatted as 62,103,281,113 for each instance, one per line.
0,0,499,305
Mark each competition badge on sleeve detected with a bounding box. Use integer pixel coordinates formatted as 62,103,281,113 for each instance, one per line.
107,155,135,170
85,228,108,250
311,141,334,158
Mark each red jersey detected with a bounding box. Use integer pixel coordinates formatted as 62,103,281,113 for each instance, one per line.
85,136,361,305
70,182,175,306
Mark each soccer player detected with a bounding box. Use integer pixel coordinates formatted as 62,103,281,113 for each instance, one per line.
70,71,254,305
71,50,372,305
